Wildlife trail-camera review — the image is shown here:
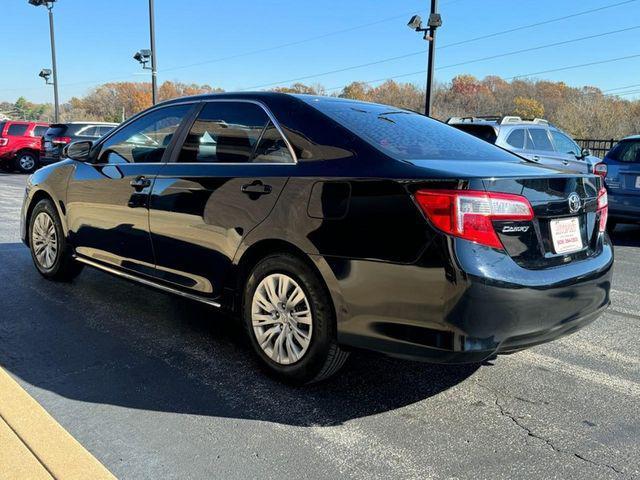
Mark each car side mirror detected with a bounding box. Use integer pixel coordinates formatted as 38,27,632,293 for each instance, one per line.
579,148,591,159
63,141,93,162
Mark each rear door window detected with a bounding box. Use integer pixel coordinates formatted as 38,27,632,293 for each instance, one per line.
7,124,28,136
506,129,525,149
177,101,293,164
527,128,554,151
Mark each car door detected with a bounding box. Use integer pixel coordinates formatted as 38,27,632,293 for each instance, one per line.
148,100,297,297
65,103,195,275
548,130,588,173
524,127,565,169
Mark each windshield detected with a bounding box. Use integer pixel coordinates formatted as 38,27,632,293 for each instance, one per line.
301,97,519,162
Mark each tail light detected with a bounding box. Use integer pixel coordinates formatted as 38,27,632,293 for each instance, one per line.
52,136,71,145
414,189,534,249
597,187,608,233
594,163,607,177
0,138,7,147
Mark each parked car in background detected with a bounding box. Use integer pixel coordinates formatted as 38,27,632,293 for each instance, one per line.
20,93,612,383
447,116,600,174
0,120,49,173
595,135,640,230
41,122,118,166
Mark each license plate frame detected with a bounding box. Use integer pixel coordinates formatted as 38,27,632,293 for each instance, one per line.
550,217,583,254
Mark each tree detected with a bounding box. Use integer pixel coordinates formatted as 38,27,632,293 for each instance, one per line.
513,96,545,119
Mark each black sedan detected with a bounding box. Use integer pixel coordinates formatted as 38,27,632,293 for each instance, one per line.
20,93,613,383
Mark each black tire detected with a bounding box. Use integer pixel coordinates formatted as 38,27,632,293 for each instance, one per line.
242,253,349,384
15,150,39,174
28,199,83,282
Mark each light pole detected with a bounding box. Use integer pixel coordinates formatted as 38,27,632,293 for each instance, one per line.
407,1,442,117
148,0,157,105
29,0,60,122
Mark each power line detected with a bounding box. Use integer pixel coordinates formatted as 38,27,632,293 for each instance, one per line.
603,83,640,92
439,0,638,49
245,25,639,90
325,53,640,93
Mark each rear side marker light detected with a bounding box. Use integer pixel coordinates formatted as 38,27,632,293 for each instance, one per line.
414,189,534,250
594,163,607,177
0,138,7,147
597,187,608,233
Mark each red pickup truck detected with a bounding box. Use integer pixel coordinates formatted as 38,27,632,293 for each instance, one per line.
0,121,50,173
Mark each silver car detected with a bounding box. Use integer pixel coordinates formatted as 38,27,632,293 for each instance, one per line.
447,116,599,173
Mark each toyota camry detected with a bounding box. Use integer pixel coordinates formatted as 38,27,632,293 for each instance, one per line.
20,93,613,383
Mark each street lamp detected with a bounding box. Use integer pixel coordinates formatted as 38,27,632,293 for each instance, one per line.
38,68,53,85
28,0,60,122
407,1,442,117
133,0,158,105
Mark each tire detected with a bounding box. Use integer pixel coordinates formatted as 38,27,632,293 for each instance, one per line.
15,150,38,174
28,199,83,282
242,253,349,384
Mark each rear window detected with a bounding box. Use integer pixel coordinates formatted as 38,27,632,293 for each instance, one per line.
7,124,28,136
607,140,640,163
45,125,68,138
303,99,518,162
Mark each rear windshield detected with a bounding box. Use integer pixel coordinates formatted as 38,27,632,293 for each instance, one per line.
607,140,640,163
302,98,518,162
45,125,68,137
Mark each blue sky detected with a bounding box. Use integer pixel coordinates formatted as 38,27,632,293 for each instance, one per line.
1,0,639,103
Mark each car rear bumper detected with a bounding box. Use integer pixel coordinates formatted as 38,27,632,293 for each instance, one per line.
328,236,613,363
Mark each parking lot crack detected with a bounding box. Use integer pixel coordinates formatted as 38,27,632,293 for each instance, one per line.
492,395,624,476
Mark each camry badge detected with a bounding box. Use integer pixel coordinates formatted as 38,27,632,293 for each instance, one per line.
568,193,581,214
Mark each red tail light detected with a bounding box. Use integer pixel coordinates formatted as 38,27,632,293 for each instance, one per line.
0,138,8,147
594,163,607,177
52,136,71,145
597,187,608,233
414,189,534,250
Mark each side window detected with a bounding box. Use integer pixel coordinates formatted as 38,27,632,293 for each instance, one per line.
77,126,98,137
7,124,28,136
506,129,525,149
551,131,579,155
97,126,114,136
178,102,293,163
33,126,48,137
527,128,554,152
98,104,191,164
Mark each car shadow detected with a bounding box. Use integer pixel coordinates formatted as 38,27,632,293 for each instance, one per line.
0,243,478,428
609,224,640,247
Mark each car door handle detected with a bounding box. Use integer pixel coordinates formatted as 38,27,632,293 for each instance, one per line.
241,180,272,195
562,160,570,165
532,155,540,161
130,176,151,191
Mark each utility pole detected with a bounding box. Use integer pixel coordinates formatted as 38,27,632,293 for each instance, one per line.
148,0,158,105
424,0,440,117
29,0,60,121
407,2,442,117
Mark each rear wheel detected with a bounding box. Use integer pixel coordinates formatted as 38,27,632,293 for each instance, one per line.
29,199,83,281
16,150,38,174
242,254,349,384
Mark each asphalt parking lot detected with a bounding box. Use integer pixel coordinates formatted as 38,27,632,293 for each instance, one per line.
0,172,638,480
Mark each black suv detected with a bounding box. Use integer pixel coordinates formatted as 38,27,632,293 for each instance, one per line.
41,122,118,165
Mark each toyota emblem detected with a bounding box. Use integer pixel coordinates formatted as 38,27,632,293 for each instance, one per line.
568,193,581,213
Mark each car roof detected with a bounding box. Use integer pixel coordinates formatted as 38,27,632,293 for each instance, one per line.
620,134,640,141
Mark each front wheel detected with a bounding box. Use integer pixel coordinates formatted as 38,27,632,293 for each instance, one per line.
15,151,38,174
29,199,83,281
242,254,349,384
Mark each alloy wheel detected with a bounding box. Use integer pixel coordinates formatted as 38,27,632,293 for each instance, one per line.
251,273,313,365
32,212,58,269
19,154,35,172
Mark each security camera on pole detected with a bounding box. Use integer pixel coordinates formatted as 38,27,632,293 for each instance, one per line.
407,0,442,117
